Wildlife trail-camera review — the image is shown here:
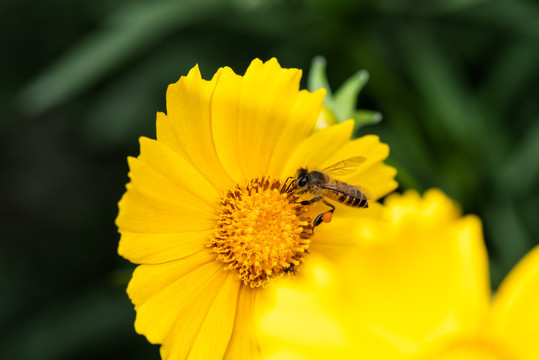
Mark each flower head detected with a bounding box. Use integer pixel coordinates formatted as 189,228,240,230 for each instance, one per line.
259,189,539,359
116,58,397,359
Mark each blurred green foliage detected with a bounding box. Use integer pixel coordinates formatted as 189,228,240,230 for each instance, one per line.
308,56,382,131
1,0,538,358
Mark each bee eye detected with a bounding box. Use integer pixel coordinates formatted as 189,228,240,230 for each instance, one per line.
298,176,308,187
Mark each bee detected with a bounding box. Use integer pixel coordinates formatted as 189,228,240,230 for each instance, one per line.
282,156,369,230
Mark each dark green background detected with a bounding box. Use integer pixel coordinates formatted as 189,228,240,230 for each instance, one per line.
2,0,538,358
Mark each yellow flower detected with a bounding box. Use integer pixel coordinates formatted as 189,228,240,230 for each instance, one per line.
313,105,338,132
116,58,397,359
258,189,539,360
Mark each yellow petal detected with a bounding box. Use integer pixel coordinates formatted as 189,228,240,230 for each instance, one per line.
488,245,539,359
224,286,263,360
257,261,350,359
279,120,354,179
211,58,325,183
309,202,384,259
155,111,188,159
127,250,217,308
257,256,414,360
320,134,389,169
259,290,348,349
161,272,241,360
385,188,461,228
341,213,490,353
268,87,326,177
116,139,220,237
131,258,223,344
326,135,397,200
162,65,235,191
118,156,214,219
137,137,221,208
351,162,398,200
116,189,214,234
118,230,212,264
312,191,490,356
264,349,313,360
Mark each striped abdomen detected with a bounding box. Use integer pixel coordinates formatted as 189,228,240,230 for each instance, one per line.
323,180,368,208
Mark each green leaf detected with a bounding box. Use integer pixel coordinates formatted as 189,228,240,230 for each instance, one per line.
353,110,382,133
334,69,369,120
307,56,340,127
308,56,380,132
307,55,333,97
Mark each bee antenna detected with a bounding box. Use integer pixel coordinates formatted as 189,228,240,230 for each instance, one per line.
285,179,296,193
281,176,293,193
281,177,296,193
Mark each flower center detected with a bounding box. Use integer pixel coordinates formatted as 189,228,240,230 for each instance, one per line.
420,337,516,360
208,177,313,288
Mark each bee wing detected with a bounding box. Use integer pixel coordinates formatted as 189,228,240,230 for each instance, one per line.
321,183,373,200
323,156,366,176
320,182,351,195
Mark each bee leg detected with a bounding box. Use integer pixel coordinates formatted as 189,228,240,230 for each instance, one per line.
283,263,295,273
312,212,331,232
313,213,325,228
321,200,335,224
321,199,335,215
311,200,336,233
298,196,322,206
296,196,323,233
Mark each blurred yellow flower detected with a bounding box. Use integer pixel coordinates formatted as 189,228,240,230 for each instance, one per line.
259,189,539,360
116,58,397,359
312,105,338,132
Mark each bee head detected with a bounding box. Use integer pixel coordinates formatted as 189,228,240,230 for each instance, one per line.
296,168,309,188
